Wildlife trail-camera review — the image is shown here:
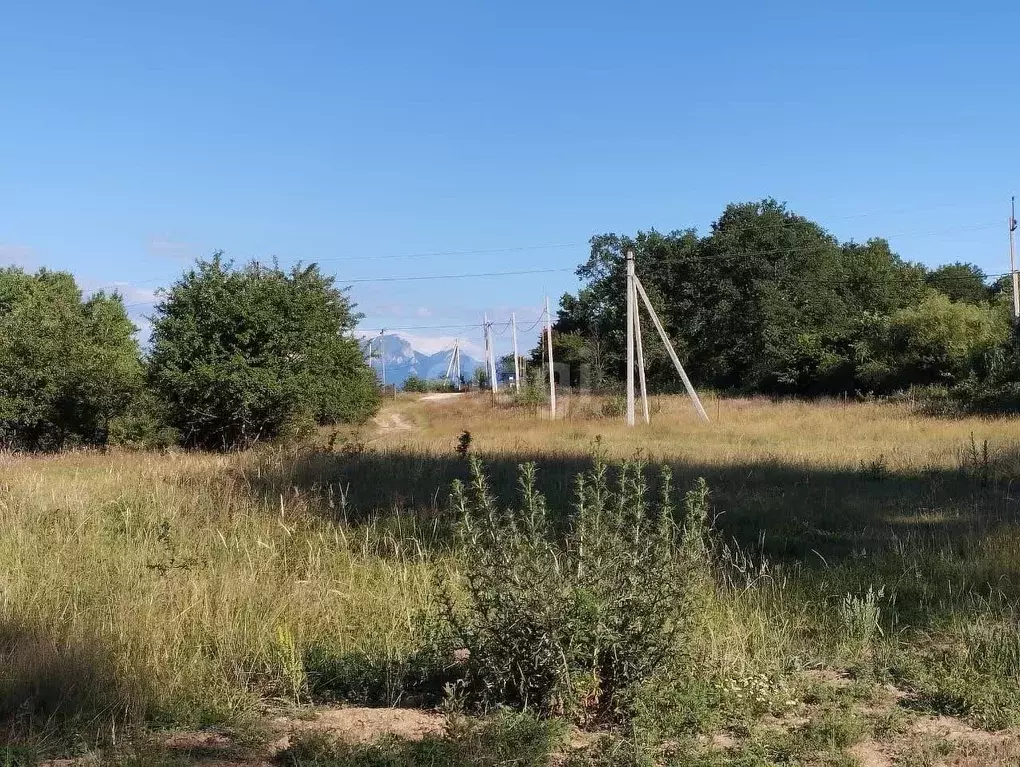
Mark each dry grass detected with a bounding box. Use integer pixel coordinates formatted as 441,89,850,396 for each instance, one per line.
0,449,444,739
379,392,1020,473
5,392,1020,762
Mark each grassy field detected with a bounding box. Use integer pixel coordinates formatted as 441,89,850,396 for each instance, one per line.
3,393,1020,765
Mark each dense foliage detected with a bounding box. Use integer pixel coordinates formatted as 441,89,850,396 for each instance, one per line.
403,375,456,393
448,456,711,725
0,268,142,450
148,255,378,449
545,199,1014,400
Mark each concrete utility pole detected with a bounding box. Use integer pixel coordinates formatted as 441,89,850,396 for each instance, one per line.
1011,197,1019,321
545,296,556,418
633,276,650,424
625,250,636,426
483,314,498,394
633,277,710,422
511,312,521,392
444,339,460,384
378,329,386,386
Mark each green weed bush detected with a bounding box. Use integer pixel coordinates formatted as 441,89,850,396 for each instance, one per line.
445,456,713,725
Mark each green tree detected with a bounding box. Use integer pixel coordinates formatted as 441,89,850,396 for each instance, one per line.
558,200,855,393
839,238,928,314
148,254,378,450
0,268,142,450
951,327,1020,413
861,292,1009,390
548,201,1005,397
926,262,990,304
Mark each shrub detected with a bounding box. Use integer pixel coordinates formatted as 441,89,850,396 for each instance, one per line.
446,456,712,726
106,388,179,449
147,254,379,450
863,292,1009,391
511,380,547,410
404,376,456,393
0,267,143,450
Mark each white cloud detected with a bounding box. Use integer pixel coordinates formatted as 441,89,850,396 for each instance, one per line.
131,315,154,344
415,307,432,318
109,282,158,304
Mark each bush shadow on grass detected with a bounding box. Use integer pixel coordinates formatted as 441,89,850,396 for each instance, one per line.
248,445,1020,564
241,445,1020,718
302,643,459,708
0,620,148,747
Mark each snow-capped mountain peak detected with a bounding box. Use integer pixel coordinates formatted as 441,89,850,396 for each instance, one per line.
361,333,482,386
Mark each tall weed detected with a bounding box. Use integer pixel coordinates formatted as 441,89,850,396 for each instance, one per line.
445,455,713,725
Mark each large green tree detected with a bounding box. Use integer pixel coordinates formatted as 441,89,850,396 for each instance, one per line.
557,200,933,394
0,268,142,450
148,255,378,450
925,262,990,304
550,200,1007,396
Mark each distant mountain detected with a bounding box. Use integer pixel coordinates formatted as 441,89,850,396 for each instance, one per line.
361,333,482,387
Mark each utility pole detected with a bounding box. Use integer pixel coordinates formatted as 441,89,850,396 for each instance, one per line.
483,314,490,390
633,274,649,424
633,277,710,422
378,329,386,387
545,296,556,418
625,250,636,426
483,314,498,394
511,312,521,392
1011,197,1019,321
444,339,459,383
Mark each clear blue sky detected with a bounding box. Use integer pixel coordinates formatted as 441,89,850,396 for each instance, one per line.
2,1,1018,358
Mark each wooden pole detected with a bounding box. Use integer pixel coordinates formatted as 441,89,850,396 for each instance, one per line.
633,278,649,424
633,276,710,422
545,296,556,418
625,250,636,427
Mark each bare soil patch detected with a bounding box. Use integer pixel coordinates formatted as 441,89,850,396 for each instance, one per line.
270,706,445,752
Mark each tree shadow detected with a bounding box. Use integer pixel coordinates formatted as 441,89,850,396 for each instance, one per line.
247,444,1020,559
239,442,1020,634
0,620,148,746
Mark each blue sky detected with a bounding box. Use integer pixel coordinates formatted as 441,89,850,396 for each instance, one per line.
2,1,1018,359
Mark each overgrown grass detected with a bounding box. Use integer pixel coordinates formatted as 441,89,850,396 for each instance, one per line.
278,713,563,767
3,393,1020,763
0,450,447,744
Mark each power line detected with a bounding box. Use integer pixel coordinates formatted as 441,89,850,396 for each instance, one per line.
86,242,587,294
357,322,481,333
344,266,574,284
85,218,1004,296
115,256,1012,314
302,241,586,264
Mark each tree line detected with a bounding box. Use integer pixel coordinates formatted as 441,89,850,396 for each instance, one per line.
541,199,1020,412
0,254,379,451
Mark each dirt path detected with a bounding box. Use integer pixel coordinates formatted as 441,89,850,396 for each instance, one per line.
372,410,415,433
420,392,464,402
41,707,446,766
